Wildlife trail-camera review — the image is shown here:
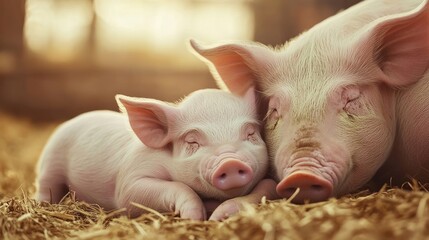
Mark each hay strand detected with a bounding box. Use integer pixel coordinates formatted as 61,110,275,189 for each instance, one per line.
130,202,167,221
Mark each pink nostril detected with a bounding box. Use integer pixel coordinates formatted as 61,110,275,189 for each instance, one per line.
276,171,333,203
211,159,253,190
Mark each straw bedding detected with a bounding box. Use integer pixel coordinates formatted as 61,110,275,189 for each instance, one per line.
1,111,429,240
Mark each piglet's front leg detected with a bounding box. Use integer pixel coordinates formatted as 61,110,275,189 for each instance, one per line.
116,178,206,220
209,179,278,221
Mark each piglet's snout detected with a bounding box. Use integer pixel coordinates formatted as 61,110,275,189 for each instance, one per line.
211,159,253,190
276,171,333,203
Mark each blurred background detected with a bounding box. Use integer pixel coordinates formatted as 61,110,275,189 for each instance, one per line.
0,0,362,121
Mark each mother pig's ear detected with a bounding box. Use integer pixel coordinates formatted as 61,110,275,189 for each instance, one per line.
189,39,275,97
115,94,179,149
243,86,258,115
357,0,429,87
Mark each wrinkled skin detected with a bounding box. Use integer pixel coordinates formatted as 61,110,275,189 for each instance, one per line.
191,0,429,203
36,89,269,220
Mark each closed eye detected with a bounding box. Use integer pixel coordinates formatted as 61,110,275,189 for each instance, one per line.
341,86,362,117
265,108,280,130
185,141,199,155
343,96,362,116
241,123,261,144
182,129,203,155
247,131,256,142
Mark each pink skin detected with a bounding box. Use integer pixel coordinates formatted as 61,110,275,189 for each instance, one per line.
190,0,429,203
36,88,269,220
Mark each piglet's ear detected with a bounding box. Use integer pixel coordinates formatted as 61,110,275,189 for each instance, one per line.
361,0,429,86
189,39,274,97
116,95,178,149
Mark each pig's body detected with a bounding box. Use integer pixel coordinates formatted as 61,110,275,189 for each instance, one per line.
379,73,429,185
191,0,429,202
36,89,269,220
38,111,169,209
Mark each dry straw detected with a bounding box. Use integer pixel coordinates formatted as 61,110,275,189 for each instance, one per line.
2,185,429,239
1,112,429,239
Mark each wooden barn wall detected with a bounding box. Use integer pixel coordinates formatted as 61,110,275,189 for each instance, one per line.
0,0,362,121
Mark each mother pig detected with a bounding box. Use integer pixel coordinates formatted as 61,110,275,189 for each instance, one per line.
191,0,429,203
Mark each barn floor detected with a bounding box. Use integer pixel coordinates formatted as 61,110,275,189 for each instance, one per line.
1,111,429,240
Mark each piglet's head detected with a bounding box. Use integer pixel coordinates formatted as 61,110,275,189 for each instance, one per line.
116,89,268,201
191,0,429,202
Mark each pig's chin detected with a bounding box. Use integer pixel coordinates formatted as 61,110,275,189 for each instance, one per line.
216,186,253,200
195,183,253,201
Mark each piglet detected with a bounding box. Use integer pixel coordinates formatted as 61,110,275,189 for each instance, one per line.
35,88,269,220
191,0,429,203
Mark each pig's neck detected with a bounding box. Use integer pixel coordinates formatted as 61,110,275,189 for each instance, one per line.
127,145,174,181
